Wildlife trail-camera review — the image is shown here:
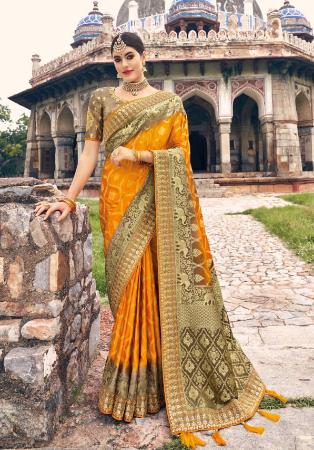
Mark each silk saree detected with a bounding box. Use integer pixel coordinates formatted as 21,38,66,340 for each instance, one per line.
84,86,287,447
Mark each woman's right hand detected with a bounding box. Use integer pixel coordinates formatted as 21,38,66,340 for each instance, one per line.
34,201,72,222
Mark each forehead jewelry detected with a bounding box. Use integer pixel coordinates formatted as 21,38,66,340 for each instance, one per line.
113,33,127,54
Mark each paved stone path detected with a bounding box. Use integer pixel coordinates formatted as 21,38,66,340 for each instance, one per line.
29,193,313,450
200,194,314,399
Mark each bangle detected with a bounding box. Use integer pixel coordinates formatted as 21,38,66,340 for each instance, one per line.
131,149,139,162
57,196,76,212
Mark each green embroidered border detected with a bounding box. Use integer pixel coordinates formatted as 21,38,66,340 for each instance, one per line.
105,169,156,318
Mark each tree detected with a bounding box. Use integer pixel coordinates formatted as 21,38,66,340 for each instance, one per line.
0,99,29,176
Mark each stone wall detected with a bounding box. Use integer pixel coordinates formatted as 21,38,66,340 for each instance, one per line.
0,178,100,448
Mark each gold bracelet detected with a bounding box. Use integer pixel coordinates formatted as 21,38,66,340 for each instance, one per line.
57,196,76,212
60,199,76,212
132,149,139,162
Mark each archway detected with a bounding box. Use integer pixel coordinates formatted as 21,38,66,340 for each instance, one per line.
38,112,55,178
296,91,313,171
231,93,264,172
183,95,217,172
56,105,77,178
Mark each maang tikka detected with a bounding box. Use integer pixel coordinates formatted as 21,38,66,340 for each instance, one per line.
113,33,127,54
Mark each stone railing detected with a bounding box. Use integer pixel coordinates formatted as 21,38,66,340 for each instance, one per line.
32,29,314,80
0,178,100,448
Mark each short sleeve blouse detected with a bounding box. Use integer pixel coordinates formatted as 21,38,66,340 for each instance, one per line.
84,88,105,142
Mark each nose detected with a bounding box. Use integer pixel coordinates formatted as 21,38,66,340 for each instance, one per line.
121,57,129,68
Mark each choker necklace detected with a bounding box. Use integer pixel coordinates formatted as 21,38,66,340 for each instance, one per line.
122,78,150,96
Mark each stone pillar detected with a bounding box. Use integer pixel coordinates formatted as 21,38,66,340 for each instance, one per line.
75,128,86,160
24,107,38,178
24,139,39,178
274,122,302,176
37,135,56,179
261,118,276,173
0,178,100,448
53,134,76,179
218,119,231,173
272,74,302,176
298,126,314,171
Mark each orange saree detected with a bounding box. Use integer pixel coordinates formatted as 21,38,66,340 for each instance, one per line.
84,86,288,448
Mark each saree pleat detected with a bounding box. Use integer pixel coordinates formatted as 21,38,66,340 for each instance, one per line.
98,233,165,421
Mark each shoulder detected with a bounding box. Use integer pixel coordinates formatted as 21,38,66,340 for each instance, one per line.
89,86,111,102
162,91,185,112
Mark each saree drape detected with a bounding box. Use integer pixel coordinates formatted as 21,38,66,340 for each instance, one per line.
84,87,287,446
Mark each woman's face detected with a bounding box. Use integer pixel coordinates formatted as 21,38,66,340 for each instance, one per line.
112,45,145,83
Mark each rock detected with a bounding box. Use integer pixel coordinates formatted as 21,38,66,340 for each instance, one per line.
0,319,21,343
0,206,31,249
34,251,69,292
70,314,82,341
7,256,24,299
76,204,87,234
67,349,79,385
69,282,82,305
69,250,75,280
21,318,61,340
72,240,83,276
83,234,93,273
0,257,4,284
51,212,73,242
89,314,100,360
33,256,50,290
4,345,57,384
0,300,63,319
29,216,48,247
49,251,69,292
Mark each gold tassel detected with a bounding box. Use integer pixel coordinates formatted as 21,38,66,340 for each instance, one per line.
242,422,265,434
257,409,281,422
178,431,206,449
265,388,288,403
212,431,227,446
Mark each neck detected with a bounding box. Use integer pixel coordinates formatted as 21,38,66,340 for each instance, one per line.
124,75,145,84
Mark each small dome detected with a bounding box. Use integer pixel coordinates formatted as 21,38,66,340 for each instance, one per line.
279,1,313,41
168,0,217,24
72,1,112,48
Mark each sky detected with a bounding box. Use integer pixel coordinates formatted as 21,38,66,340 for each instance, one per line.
0,0,313,128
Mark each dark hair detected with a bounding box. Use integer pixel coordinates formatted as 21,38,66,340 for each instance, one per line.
111,32,145,55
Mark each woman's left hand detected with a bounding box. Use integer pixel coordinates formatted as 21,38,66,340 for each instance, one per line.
110,146,135,167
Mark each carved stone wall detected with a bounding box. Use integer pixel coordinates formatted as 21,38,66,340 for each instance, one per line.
0,178,100,448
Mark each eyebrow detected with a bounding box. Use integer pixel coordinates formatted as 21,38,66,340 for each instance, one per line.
113,51,134,58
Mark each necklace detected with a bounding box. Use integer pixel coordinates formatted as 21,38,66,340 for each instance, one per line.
122,78,150,96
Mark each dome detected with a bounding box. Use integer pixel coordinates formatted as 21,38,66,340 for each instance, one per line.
167,0,217,24
279,1,313,41
218,0,263,20
72,1,112,48
116,0,165,26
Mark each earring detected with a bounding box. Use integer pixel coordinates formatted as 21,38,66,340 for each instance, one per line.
143,64,147,73
117,72,122,79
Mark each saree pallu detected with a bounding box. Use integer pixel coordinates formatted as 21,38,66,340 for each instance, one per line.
84,88,287,446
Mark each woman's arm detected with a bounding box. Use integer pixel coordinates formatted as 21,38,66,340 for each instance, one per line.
66,139,101,200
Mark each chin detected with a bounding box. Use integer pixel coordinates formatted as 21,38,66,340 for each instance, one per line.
124,72,141,82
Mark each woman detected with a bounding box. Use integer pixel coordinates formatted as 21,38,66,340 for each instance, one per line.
35,32,287,448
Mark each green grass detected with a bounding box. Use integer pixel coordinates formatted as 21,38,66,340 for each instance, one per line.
77,198,107,297
234,193,314,266
279,192,314,209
